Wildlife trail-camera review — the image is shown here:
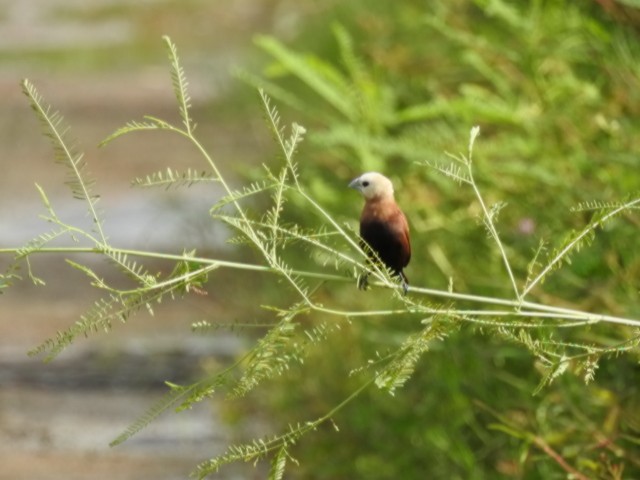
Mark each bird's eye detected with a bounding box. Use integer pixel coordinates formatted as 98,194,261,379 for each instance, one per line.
362,181,370,187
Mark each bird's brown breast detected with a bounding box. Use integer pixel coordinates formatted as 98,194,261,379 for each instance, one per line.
360,198,411,277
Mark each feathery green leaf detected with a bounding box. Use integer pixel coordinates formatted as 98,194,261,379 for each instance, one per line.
22,79,106,243
132,167,218,189
163,35,193,134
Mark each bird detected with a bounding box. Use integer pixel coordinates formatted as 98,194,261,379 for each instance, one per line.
349,172,411,293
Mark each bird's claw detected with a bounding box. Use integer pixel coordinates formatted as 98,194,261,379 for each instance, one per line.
357,273,370,291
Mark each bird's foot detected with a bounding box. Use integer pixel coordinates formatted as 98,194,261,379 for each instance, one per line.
357,273,370,291
400,280,409,295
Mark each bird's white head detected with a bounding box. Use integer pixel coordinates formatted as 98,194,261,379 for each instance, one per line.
348,172,395,201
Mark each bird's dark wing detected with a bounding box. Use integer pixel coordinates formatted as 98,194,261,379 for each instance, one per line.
396,210,411,266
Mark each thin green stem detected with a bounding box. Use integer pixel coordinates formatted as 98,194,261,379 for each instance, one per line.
465,126,520,299
468,172,520,299
407,284,640,327
5,245,640,328
315,376,375,421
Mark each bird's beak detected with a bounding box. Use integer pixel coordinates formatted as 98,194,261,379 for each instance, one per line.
348,178,360,190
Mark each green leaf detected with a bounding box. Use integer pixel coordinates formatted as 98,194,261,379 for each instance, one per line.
22,79,106,243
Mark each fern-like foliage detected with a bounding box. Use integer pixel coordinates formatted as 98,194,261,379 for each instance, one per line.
230,308,303,398
209,179,277,213
192,411,332,479
570,197,640,213
375,317,455,395
100,37,195,147
8,35,640,480
131,167,217,189
28,289,160,361
110,368,235,447
163,35,194,134
102,247,156,287
22,79,107,244
193,427,294,478
15,37,229,365
268,446,290,480
523,195,640,296
427,158,472,185
100,116,176,147
264,163,291,257
28,258,215,361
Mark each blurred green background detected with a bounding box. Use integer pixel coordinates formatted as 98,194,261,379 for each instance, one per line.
1,0,640,479
243,2,640,479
